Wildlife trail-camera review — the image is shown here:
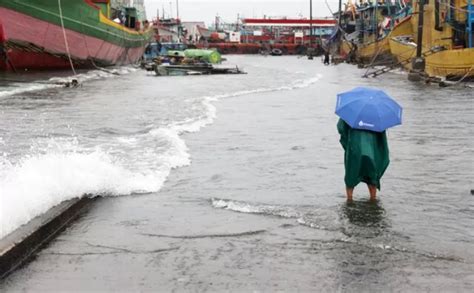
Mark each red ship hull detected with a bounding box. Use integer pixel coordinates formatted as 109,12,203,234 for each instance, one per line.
0,7,146,71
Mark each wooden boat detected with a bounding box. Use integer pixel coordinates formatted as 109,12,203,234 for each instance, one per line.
388,0,474,79
339,1,411,64
154,64,245,76
341,36,392,63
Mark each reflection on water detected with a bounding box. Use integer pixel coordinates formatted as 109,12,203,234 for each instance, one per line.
343,200,385,227
341,200,389,239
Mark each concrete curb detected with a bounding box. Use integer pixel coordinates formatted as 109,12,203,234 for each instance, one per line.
0,197,95,279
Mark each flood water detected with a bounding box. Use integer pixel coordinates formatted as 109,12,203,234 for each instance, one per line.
0,56,473,291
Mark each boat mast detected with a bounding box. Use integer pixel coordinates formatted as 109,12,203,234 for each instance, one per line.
308,0,314,59
415,0,425,59
176,0,179,20
338,0,342,27
310,0,313,44
337,0,342,55
176,0,181,42
374,1,378,40
468,0,473,48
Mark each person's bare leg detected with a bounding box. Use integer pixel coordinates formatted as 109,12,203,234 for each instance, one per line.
346,187,354,202
368,185,377,201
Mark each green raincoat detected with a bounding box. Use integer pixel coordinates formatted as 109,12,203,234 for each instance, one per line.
337,119,390,189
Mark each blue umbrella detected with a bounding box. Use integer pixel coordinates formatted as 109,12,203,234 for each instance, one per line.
335,87,402,132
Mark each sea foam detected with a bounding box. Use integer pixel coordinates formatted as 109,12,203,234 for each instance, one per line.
0,74,321,239
0,66,138,99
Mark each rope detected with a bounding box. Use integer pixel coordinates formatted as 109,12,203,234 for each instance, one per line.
439,2,470,13
362,42,387,74
58,0,77,75
440,66,474,86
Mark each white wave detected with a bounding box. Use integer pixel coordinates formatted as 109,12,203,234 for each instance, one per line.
212,198,267,214
296,217,328,230
211,198,341,232
213,74,322,99
0,73,321,239
170,74,322,135
0,66,137,99
0,150,159,238
0,123,191,239
0,83,62,98
211,198,301,218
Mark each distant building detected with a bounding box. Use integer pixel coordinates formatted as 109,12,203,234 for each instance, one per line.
243,18,336,36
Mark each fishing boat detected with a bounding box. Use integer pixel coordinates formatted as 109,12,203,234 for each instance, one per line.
389,0,474,79
154,64,245,76
339,0,412,64
145,48,244,76
0,0,152,71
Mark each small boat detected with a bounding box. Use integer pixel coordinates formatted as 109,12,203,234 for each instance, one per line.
154,64,245,76
388,0,474,79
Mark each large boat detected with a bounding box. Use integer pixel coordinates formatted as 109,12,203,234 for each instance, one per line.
338,1,412,64
0,0,152,71
389,0,474,79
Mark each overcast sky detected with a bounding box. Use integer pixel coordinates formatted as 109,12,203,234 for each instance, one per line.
144,0,340,25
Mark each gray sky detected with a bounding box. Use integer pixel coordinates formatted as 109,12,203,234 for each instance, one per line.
144,0,340,26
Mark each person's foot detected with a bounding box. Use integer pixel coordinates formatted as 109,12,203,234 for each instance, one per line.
368,185,377,201
346,187,354,203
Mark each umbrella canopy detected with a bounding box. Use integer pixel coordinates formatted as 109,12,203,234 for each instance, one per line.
335,87,402,132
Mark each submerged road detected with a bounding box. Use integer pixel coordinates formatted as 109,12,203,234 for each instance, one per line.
1,56,473,291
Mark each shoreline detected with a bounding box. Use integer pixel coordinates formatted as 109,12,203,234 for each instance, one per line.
0,197,95,279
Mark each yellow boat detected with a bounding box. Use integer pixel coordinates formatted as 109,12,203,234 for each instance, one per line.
341,36,392,63
389,0,474,78
339,1,412,64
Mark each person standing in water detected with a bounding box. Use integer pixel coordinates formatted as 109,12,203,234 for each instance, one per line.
323,50,330,65
337,118,390,202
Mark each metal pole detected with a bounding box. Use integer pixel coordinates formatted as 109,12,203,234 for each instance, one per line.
374,1,378,40
408,0,426,81
468,0,473,48
415,0,425,58
169,2,173,19
308,0,314,59
310,0,313,44
338,0,342,26
176,0,180,42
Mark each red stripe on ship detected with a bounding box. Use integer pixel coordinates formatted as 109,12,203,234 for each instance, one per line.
0,7,145,71
243,18,337,26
